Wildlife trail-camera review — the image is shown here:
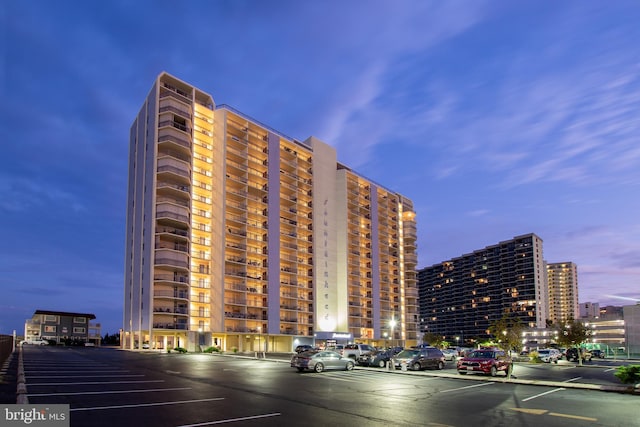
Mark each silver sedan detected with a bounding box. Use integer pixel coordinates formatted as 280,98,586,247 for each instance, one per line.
291,350,355,373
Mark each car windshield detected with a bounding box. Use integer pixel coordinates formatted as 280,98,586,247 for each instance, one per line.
396,350,419,358
469,351,495,358
538,350,550,355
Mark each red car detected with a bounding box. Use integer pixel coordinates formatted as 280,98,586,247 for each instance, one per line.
457,348,512,377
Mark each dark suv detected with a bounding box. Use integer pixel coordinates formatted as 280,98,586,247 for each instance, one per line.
457,348,512,376
295,344,314,353
391,347,445,371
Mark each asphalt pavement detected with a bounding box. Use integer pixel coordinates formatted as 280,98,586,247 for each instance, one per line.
2,348,639,405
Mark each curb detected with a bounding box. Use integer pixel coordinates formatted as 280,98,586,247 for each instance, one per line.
16,346,28,404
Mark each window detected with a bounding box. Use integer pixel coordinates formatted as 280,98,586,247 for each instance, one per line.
44,326,56,333
73,327,86,334
73,317,87,323
44,315,58,323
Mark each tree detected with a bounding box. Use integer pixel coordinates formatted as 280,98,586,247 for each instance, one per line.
554,319,592,365
487,315,524,355
422,332,447,349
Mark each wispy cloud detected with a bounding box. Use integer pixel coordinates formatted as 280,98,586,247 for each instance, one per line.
0,175,86,213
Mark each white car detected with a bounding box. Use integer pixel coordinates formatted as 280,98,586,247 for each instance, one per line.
537,348,560,363
441,349,458,361
23,338,48,346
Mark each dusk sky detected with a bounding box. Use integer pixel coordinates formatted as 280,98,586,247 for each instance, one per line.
2,1,639,336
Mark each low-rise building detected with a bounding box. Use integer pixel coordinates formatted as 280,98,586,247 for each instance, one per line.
24,310,101,346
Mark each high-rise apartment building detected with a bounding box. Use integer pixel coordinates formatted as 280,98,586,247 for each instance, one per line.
123,72,418,352
547,262,579,323
417,234,548,342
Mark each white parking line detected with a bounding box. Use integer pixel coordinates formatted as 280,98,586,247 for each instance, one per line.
70,397,225,412
440,382,494,393
563,377,582,383
27,387,191,397
522,388,566,402
178,413,281,426
27,380,165,386
24,370,130,374
604,368,616,372
27,374,145,379
309,375,358,382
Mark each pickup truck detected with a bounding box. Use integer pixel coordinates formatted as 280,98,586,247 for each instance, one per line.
341,344,376,364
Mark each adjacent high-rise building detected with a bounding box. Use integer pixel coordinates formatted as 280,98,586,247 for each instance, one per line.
547,262,579,323
123,72,418,352
417,234,548,342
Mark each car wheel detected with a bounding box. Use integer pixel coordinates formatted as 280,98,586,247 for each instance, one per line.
490,366,497,377
296,367,304,372
412,362,422,371
345,361,354,371
314,363,324,373
378,359,386,368
437,361,444,370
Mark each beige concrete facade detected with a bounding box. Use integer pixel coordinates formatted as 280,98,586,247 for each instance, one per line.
123,72,418,352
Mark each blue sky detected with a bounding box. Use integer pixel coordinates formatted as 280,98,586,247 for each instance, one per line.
2,1,639,336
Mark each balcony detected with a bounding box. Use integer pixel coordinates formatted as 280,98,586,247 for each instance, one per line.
404,252,418,266
157,158,191,182
159,104,192,120
154,272,189,285
156,204,190,227
405,287,419,298
158,129,191,152
156,226,189,242
156,181,190,200
154,250,189,269
154,290,189,300
153,322,188,330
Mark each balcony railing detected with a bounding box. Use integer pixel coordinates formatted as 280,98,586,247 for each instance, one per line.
158,133,191,150
153,323,188,330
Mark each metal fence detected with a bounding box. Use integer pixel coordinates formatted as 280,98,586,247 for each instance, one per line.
0,334,15,365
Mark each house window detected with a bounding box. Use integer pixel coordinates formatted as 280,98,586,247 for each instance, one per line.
73,327,86,334
44,326,56,333
73,317,87,323
44,315,58,322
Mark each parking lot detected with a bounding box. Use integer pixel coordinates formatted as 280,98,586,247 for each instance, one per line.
14,346,640,427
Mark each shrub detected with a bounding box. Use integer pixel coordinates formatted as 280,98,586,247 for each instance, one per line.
203,346,221,353
614,365,640,384
528,351,542,363
173,347,188,354
232,347,238,353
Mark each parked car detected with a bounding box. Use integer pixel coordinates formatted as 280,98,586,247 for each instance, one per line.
537,348,561,363
22,338,48,346
441,348,458,361
290,350,355,373
342,344,376,363
295,344,314,353
591,349,606,359
566,347,592,362
391,347,445,371
358,347,402,368
457,348,512,376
